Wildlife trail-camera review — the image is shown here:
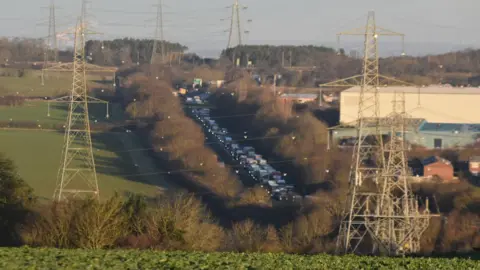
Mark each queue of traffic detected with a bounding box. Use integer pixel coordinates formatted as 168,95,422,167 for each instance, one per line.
189,106,299,202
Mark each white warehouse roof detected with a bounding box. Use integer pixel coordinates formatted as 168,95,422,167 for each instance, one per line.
340,85,480,124
343,85,480,95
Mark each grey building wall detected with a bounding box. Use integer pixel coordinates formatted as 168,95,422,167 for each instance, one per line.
331,127,479,149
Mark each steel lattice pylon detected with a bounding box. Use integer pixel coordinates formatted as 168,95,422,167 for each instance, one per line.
151,0,165,64
41,0,118,86
336,11,387,255
320,11,434,255
43,0,58,67
368,91,431,255
227,0,244,49
53,18,99,201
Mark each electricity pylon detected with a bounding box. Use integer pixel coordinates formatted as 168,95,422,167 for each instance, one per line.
53,18,100,201
150,0,165,64
41,0,117,86
368,91,432,255
319,11,433,255
43,0,58,67
226,0,246,49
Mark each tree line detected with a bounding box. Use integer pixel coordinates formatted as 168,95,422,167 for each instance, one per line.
2,35,480,87
85,38,188,66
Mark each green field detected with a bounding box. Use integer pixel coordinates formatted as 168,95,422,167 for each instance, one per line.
0,101,126,126
0,68,113,97
0,248,477,269
0,76,71,97
0,129,171,200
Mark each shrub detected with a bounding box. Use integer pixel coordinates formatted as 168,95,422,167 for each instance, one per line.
0,153,34,246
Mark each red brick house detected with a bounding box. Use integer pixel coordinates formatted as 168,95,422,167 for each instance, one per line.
422,156,454,181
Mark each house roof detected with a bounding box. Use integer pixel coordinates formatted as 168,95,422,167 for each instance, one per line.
422,156,452,166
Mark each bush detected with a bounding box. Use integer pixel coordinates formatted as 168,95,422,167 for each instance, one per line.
0,95,25,106
0,153,34,246
22,195,129,249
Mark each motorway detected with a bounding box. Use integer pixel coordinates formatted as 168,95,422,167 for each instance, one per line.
185,108,256,188
184,105,303,205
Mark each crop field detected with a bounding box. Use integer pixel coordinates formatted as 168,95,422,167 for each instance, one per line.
0,248,478,269
0,129,169,200
0,101,125,126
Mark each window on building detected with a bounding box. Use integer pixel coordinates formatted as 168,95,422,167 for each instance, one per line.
434,138,442,149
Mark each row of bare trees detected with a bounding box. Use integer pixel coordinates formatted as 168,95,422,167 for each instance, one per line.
0,95,25,106
18,191,340,252
120,69,242,199
212,72,351,195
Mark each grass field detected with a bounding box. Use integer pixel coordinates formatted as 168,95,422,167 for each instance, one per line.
0,76,72,97
0,68,114,97
0,129,171,200
0,101,126,126
0,248,478,269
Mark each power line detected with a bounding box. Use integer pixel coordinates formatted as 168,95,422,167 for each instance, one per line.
92,6,227,15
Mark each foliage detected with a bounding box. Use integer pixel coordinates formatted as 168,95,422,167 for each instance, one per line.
0,247,478,269
21,192,226,251
0,38,46,63
0,153,34,246
0,96,25,106
221,45,335,68
120,71,243,199
22,195,129,249
210,87,349,194
85,38,188,66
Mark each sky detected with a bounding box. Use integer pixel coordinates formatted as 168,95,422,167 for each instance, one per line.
1,0,479,57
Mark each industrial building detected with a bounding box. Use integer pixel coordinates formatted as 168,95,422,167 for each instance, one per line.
340,85,480,124
332,85,480,149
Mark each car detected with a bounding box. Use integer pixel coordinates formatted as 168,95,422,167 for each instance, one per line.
272,191,288,201
261,180,279,194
